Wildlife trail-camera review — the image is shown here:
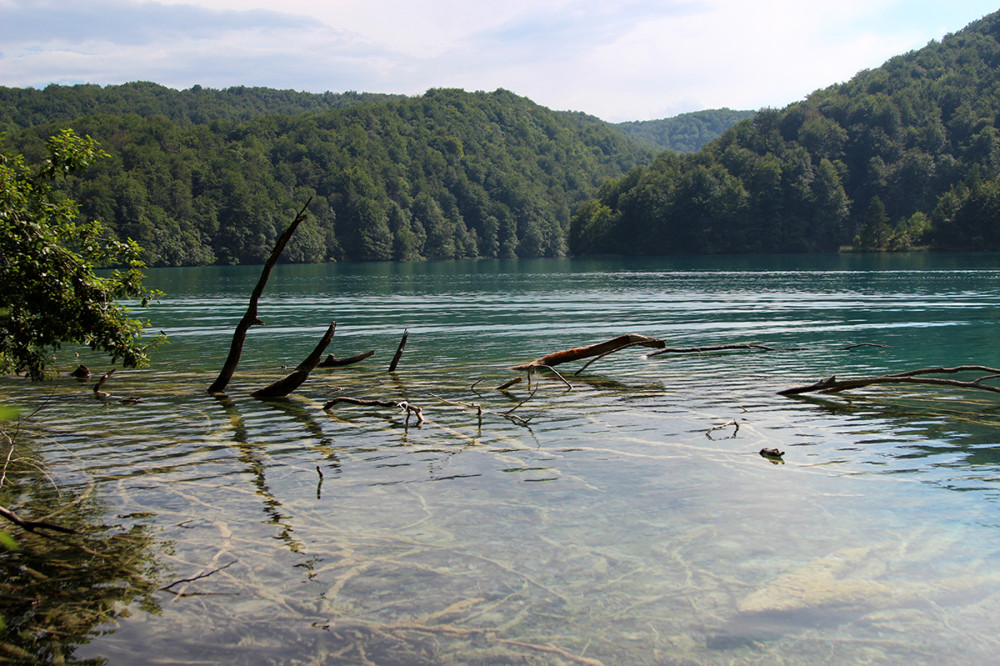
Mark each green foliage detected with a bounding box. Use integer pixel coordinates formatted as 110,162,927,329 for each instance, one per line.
0,82,406,132
0,87,653,266
571,10,1000,256
616,108,757,153
0,130,161,378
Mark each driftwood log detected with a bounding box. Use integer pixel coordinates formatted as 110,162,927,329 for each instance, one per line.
511,334,666,374
647,343,778,357
207,199,311,394
646,342,890,357
323,397,424,425
318,350,375,367
251,322,337,399
779,366,1000,396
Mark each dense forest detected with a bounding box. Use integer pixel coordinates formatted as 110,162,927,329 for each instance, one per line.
8,10,1000,264
0,83,406,131
616,109,757,153
571,11,1000,255
0,85,656,265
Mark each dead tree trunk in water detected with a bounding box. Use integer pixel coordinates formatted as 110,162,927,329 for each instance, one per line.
207,199,311,394
779,365,1000,396
251,322,336,399
510,334,665,373
318,349,375,367
388,330,408,372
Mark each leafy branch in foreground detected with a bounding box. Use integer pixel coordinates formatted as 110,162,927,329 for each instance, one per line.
0,129,162,379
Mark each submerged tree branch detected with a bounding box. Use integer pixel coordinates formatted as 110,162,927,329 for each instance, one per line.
779,365,1000,396
0,504,77,534
646,343,778,357
323,397,425,425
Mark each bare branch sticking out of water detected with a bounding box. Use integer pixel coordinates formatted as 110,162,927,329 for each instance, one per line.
705,419,740,440
646,341,892,358
779,365,1000,396
323,397,425,426
494,377,523,391
388,330,409,373
511,334,665,374
319,349,375,367
207,198,311,394
646,343,778,358
251,322,336,399
429,391,540,429
93,368,115,400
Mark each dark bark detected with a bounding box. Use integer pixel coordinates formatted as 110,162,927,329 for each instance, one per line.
251,322,336,399
323,396,424,425
208,199,311,394
318,349,375,367
511,334,665,372
779,365,1000,396
388,330,409,372
646,343,777,357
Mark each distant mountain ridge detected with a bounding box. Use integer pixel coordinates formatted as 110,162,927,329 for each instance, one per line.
0,82,407,130
570,10,1000,256
616,109,757,153
0,86,659,265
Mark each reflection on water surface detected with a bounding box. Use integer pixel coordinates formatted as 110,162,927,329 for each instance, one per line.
3,254,1000,664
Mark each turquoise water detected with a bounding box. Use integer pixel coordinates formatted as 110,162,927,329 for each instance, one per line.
3,253,1000,664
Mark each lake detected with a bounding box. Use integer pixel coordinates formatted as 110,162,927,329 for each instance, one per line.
3,253,1000,664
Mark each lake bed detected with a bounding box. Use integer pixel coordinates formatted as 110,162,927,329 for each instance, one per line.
3,254,1000,664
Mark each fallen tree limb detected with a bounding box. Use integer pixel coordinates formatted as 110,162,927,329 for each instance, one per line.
388,330,408,373
318,349,375,367
0,504,77,534
494,377,523,391
251,322,336,399
511,334,665,372
323,397,424,425
208,199,311,394
779,365,1000,396
840,343,891,350
493,638,604,666
706,419,740,440
93,368,115,399
160,559,238,594
646,343,778,357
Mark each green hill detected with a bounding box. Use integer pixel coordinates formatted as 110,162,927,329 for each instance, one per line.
0,81,405,130
571,11,1000,255
0,85,653,265
616,109,756,153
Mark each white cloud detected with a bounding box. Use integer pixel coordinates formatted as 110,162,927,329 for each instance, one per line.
1,0,998,121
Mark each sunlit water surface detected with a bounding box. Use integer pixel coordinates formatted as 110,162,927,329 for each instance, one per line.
4,254,1000,664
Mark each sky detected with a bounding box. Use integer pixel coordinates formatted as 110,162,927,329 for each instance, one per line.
2,1,999,122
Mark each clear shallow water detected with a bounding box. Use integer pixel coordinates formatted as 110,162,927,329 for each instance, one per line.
4,253,1000,664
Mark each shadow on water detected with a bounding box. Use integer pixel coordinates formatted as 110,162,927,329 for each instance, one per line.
0,431,162,664
784,391,1000,467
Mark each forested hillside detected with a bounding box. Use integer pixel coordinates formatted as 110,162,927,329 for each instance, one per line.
0,82,404,130
571,11,1000,255
616,109,756,153
0,86,653,265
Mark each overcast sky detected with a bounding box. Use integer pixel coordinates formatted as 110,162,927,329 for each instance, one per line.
2,1,998,122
